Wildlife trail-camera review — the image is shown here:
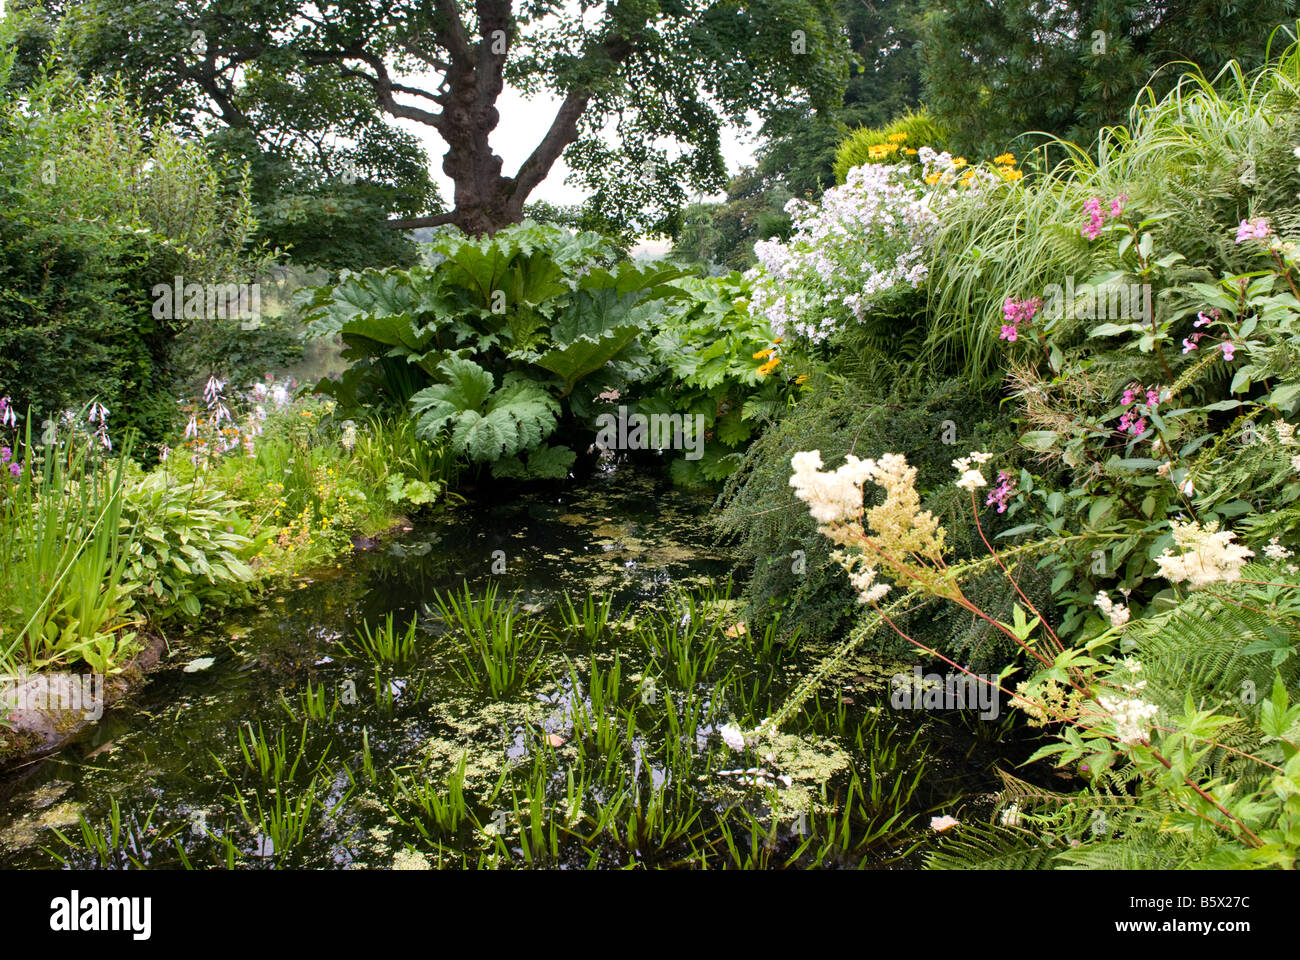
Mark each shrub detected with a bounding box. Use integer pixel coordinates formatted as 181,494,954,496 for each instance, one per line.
0,60,264,447
714,374,1026,668
832,109,947,184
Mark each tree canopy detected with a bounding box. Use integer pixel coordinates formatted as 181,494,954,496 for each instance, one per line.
23,0,851,241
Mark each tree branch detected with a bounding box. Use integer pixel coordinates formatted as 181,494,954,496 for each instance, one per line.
505,90,590,216
386,211,460,230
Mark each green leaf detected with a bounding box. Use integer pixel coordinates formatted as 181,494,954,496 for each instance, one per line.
1020,431,1059,453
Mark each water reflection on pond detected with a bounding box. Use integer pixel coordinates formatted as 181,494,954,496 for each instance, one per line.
0,468,1011,869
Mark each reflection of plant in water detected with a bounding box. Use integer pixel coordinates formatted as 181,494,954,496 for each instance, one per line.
36,583,944,870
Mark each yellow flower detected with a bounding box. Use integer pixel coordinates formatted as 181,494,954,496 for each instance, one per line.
887,132,908,143
904,148,918,155
753,348,774,360
757,356,782,376
952,157,967,168
795,374,810,384
998,167,1024,182
924,173,942,185
993,153,1016,166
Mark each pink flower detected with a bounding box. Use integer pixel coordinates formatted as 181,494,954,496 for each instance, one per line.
1235,218,1271,243
1222,341,1236,362
1081,197,1105,240
999,296,1042,341
1110,193,1128,218
8,463,19,478
985,470,1016,513
1182,337,1199,353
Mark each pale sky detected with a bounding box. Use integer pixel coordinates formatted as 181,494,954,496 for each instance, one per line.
390,82,762,210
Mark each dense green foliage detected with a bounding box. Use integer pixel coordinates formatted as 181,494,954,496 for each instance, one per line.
0,57,265,444
713,42,1300,868
303,223,796,483
922,0,1298,158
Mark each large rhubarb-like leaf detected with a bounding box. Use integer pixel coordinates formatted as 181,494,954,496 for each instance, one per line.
411,359,560,462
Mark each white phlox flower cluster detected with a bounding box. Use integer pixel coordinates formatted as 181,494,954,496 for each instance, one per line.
747,160,938,344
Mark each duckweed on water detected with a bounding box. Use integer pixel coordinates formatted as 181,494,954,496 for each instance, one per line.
3,474,1001,869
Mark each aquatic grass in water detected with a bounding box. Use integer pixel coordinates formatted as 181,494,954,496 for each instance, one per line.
46,797,179,870
280,677,339,722
339,612,422,665
228,773,335,866
430,581,549,698
566,656,631,759
388,753,473,839
559,590,621,641
3,473,970,870
213,721,319,785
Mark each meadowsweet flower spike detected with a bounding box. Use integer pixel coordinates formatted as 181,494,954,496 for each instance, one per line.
1154,519,1254,588
1097,695,1159,744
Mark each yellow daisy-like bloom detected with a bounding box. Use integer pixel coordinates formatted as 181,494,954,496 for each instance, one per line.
998,167,1024,182
773,337,784,344
753,348,775,360
757,356,782,376
887,132,908,143
952,157,967,168
993,153,1016,165
924,172,942,185
904,148,918,155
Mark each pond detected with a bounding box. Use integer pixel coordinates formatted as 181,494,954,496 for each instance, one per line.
0,465,1022,869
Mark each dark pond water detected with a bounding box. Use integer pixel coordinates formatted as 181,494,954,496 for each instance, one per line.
0,466,1023,869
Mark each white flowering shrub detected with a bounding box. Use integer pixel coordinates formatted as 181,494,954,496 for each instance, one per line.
746,161,937,346
746,148,1015,348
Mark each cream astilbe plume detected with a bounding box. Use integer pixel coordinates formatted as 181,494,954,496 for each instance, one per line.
790,450,948,603
1153,519,1254,588
865,453,945,561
